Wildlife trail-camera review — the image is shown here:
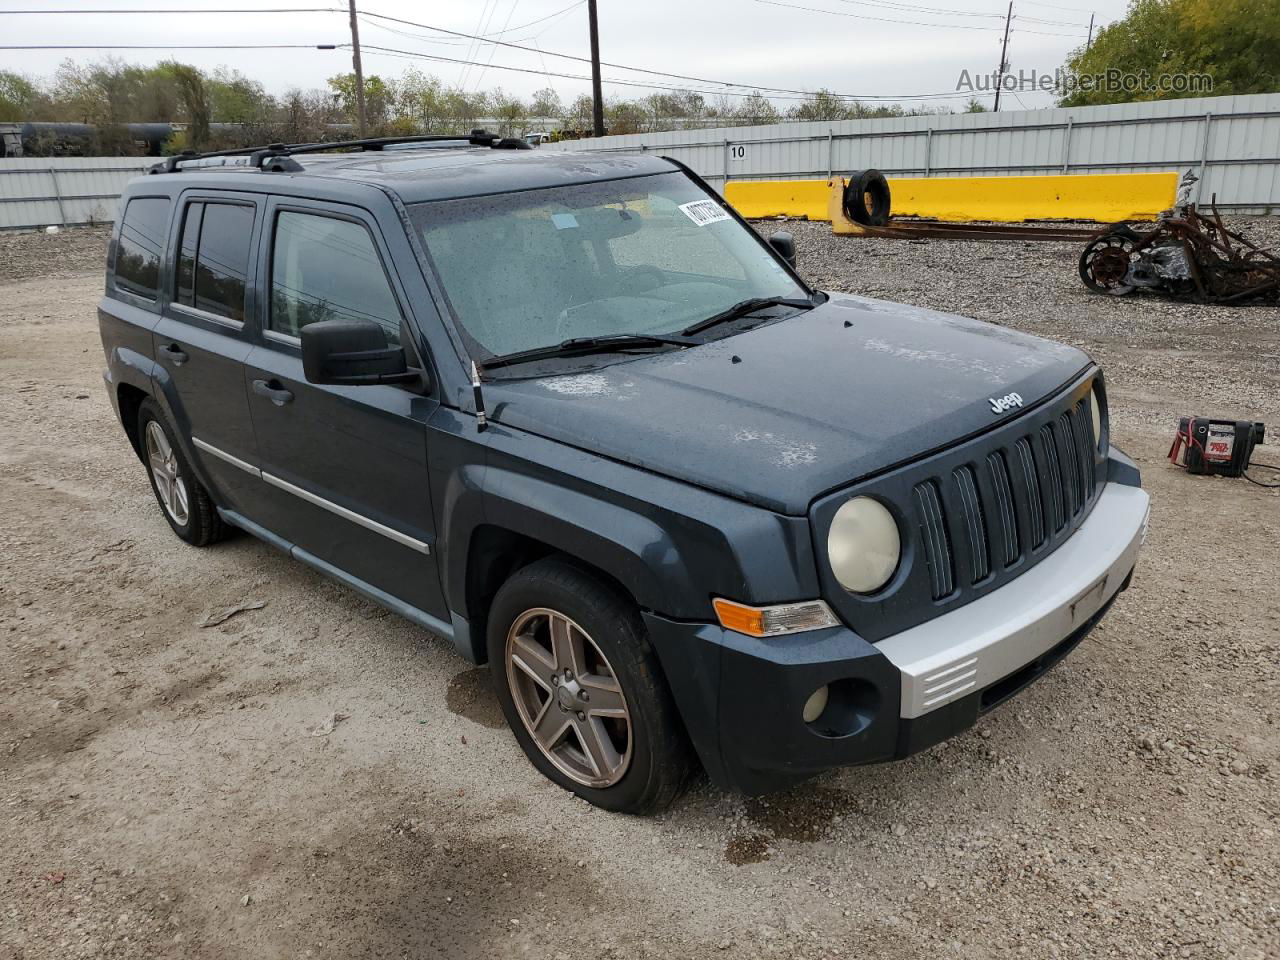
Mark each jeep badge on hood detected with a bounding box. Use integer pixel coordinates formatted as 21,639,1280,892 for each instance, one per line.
990,392,1024,414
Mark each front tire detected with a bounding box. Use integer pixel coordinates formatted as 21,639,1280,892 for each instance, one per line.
487,559,693,814
137,399,226,547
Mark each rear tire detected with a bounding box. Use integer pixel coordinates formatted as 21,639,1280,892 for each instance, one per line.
487,558,694,814
137,399,227,547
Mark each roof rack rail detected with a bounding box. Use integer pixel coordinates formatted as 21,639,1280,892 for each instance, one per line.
148,129,530,174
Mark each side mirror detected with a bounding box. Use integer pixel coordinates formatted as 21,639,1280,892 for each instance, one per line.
301,319,417,386
767,230,797,268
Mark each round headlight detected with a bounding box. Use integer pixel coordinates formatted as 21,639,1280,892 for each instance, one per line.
827,496,901,594
1090,383,1104,449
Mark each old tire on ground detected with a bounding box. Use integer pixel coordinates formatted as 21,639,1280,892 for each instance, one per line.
843,169,892,226
1078,228,1143,296
487,558,694,814
137,399,227,546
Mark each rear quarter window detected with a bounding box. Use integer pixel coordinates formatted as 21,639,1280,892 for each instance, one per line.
113,196,171,300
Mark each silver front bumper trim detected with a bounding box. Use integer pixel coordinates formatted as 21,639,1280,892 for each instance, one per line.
878,482,1149,719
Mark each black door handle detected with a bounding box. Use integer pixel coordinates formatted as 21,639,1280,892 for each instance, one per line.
161,342,188,365
252,378,294,406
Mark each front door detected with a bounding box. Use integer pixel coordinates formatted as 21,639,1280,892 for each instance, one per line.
243,197,447,620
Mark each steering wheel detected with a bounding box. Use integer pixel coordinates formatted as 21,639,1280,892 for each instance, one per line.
616,266,665,295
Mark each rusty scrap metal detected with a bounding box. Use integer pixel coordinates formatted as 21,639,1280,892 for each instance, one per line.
843,219,1099,242
1079,200,1279,305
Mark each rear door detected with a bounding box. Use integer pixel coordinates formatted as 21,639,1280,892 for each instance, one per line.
151,191,262,511
243,196,447,619
100,193,170,390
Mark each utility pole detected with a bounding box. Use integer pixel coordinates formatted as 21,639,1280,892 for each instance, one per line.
347,0,368,137
993,0,1012,112
1086,12,1095,48
587,0,605,137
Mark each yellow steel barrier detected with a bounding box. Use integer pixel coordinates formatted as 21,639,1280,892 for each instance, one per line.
726,172,1179,224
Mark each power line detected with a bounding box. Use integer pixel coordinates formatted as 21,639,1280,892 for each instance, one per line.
1020,0,1098,10
354,8,962,99
459,0,497,89
823,0,1090,26
755,0,1089,34
753,0,1002,31
1,4,1029,108
1,2,1057,102
472,0,524,92
497,0,584,34
0,42,336,49
0,0,589,32
0,6,339,12
354,42,977,103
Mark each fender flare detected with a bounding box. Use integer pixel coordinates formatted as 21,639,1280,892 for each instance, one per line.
105,345,159,458
441,464,696,627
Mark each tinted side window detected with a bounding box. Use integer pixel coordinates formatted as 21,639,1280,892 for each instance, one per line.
191,202,253,322
175,202,203,306
269,211,400,343
114,197,170,300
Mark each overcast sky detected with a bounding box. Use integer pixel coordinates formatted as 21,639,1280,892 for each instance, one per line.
3,0,1134,114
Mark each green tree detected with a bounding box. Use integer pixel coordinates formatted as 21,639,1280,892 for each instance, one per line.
440,87,487,131
790,89,854,122
392,69,445,131
965,97,988,112
160,62,210,149
735,91,779,126
530,86,563,118
605,98,647,134
1060,0,1280,106
327,72,392,129
560,94,595,133
208,68,270,124
0,71,43,120
488,87,529,136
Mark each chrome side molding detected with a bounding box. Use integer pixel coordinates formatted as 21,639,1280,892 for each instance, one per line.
193,436,431,556
193,436,261,477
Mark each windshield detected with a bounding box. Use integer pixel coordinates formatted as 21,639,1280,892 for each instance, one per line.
408,172,808,359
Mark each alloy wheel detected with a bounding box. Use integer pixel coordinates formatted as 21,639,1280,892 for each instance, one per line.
145,420,190,526
505,607,633,788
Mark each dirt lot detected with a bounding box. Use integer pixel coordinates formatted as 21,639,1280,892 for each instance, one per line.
2,221,1277,960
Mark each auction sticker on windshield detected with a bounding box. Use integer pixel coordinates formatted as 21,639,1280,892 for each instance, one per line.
679,199,732,227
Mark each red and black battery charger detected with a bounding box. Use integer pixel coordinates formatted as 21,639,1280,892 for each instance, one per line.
1169,417,1278,487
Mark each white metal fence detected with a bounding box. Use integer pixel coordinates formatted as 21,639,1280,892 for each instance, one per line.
0,157,149,231
557,93,1280,214
4,92,1278,229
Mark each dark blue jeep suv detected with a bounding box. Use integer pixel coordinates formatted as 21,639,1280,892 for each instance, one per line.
98,133,1149,813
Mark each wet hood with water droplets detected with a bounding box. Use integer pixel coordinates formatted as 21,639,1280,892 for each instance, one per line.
481,294,1092,514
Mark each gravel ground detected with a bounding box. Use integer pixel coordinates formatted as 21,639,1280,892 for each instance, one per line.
0,225,111,284
2,223,1278,960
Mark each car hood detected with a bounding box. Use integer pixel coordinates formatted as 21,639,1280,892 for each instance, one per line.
482,293,1092,515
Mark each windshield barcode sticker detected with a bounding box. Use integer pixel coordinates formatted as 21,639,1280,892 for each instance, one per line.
679,199,731,227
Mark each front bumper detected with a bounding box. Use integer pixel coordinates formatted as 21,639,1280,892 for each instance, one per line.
645,476,1149,796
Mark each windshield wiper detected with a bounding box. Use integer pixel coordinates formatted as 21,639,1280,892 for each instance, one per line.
480,332,701,371
680,296,814,337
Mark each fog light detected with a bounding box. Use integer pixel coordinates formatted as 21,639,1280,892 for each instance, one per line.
802,685,829,724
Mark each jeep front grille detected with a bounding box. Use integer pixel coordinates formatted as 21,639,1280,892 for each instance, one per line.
915,398,1098,600
912,480,953,599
